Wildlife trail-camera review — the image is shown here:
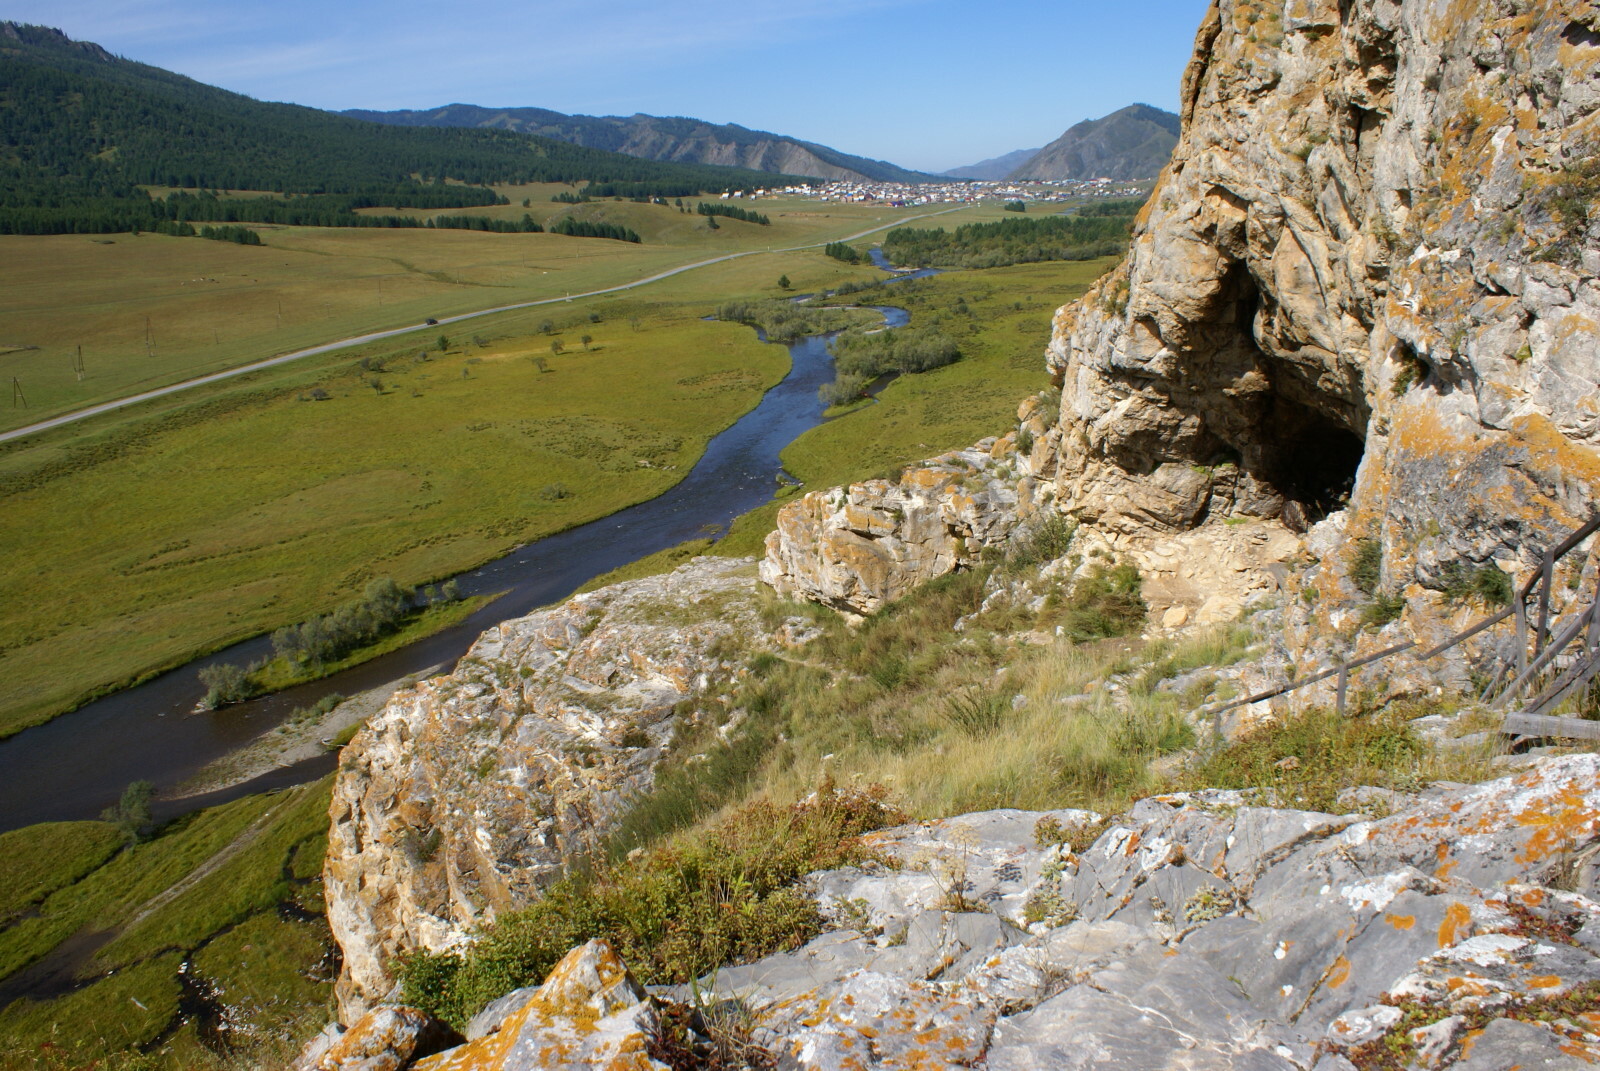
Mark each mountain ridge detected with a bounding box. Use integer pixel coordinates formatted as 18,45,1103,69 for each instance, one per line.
939,146,1041,180
342,103,935,184
1009,103,1179,181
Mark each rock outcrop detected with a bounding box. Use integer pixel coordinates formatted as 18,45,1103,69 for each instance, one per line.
325,558,772,1019
1043,0,1600,666
445,754,1600,1071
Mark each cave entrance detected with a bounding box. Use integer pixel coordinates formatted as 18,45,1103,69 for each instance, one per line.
1256,393,1365,529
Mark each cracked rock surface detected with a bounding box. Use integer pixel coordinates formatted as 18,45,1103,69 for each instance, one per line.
666,755,1600,1070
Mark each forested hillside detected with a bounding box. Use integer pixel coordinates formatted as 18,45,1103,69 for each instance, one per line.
0,23,794,234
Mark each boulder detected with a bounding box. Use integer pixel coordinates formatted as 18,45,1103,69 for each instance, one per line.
416,940,667,1071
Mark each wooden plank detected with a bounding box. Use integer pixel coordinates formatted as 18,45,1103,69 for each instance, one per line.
1502,711,1600,741
1522,652,1600,719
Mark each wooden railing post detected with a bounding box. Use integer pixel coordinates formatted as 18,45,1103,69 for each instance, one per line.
1514,593,1529,698
1534,553,1554,659
1335,664,1349,716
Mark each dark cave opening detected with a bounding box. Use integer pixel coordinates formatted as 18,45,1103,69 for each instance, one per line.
1256,394,1365,528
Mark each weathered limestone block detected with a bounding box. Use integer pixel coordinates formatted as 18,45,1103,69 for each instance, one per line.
326,558,767,1020
761,444,1031,616
296,1005,461,1071
696,755,1600,1071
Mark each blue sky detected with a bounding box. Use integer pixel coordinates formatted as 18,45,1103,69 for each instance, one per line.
9,0,1210,172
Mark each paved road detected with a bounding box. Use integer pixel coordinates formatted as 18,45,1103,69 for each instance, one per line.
0,209,959,446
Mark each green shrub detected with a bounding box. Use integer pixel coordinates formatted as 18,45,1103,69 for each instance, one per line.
1439,562,1512,608
400,781,903,1026
1184,707,1424,811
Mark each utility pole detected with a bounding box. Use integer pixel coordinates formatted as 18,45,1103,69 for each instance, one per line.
11,377,27,408
144,316,155,359
74,345,84,382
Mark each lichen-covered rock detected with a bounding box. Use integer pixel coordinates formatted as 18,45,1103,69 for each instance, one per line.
416,940,667,1071
1040,0,1600,673
326,558,767,1019
761,441,1031,617
693,754,1600,1070
297,1005,461,1071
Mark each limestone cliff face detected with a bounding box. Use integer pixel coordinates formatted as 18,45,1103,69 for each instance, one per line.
325,558,769,1019
1043,0,1600,670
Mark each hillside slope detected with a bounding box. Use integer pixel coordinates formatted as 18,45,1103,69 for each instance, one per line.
1008,103,1180,180
342,103,933,184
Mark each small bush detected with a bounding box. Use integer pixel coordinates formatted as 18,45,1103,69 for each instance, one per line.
1058,562,1146,643
1183,707,1424,811
1350,538,1383,595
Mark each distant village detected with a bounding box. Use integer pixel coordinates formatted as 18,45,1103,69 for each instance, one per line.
728,176,1149,206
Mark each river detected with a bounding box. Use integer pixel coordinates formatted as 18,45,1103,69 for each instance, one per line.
0,292,923,833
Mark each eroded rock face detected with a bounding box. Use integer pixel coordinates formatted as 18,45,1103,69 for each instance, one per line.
325,558,766,1020
1046,0,1600,648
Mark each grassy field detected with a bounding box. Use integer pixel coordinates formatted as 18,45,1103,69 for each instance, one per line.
0,780,334,1071
0,194,926,433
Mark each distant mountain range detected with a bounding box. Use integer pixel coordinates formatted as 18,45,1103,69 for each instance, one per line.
1009,104,1180,181
939,148,1041,181
343,104,934,185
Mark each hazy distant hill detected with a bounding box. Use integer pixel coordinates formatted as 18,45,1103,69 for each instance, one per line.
343,104,934,184
940,148,1040,181
0,23,795,233
1009,104,1179,181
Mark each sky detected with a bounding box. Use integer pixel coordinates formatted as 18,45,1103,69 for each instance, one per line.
7,0,1212,172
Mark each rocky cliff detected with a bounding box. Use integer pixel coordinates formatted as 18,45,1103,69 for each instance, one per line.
325,558,782,1019
769,0,1600,687
1043,0,1600,678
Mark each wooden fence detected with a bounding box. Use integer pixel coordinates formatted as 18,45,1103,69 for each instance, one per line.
1201,515,1600,740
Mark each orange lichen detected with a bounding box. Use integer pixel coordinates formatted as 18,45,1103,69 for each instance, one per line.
1326,955,1352,989
1386,913,1417,930
1440,902,1474,948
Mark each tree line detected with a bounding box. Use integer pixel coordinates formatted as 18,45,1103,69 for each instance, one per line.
824,241,862,264
697,202,770,225
197,577,462,708
881,205,1141,269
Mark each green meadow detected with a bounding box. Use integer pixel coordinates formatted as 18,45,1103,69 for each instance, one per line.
0,192,926,434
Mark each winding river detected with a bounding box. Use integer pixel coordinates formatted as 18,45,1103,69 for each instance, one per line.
0,293,925,833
